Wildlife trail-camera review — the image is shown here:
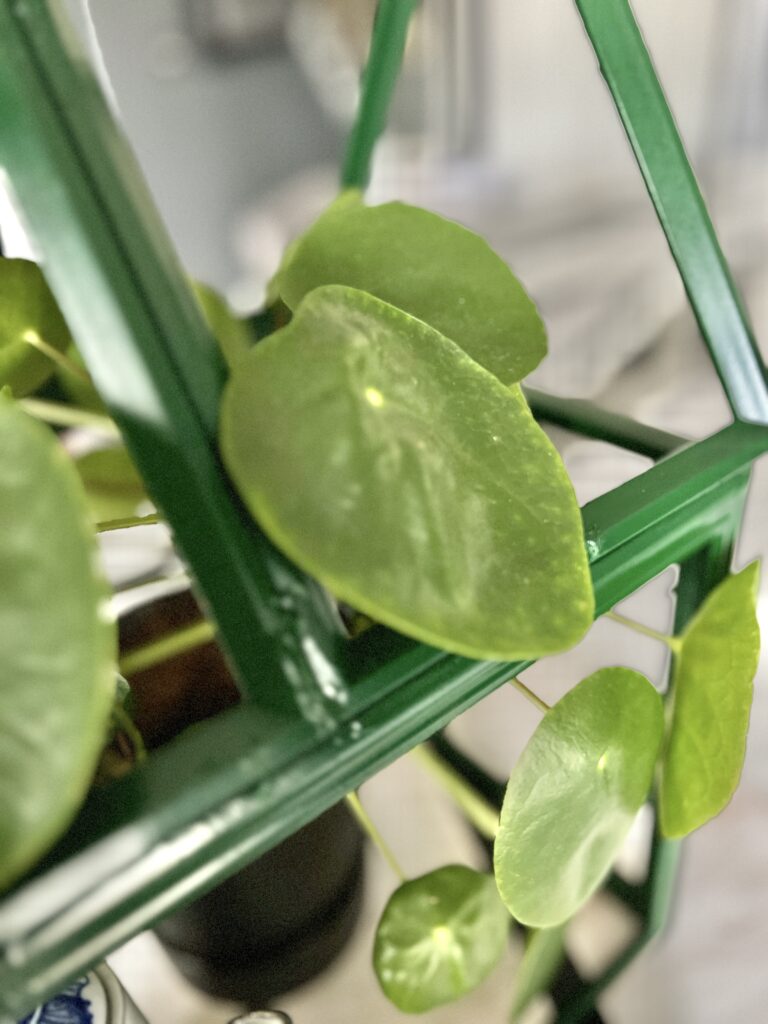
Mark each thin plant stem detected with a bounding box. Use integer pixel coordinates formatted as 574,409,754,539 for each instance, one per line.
22,328,91,383
508,676,551,714
411,744,499,841
605,610,681,653
96,512,159,534
341,0,420,189
119,619,216,677
113,569,189,596
345,790,407,883
20,397,118,435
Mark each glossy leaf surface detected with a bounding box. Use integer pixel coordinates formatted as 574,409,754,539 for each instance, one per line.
276,200,547,384
0,396,115,890
221,286,593,661
0,258,72,396
511,926,566,1022
373,866,509,1013
75,446,148,523
660,562,761,838
494,668,663,927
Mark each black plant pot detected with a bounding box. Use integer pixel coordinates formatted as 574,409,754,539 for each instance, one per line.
119,590,365,1005
155,802,365,1006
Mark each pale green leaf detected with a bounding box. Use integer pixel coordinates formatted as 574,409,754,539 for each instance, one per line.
0,395,116,890
276,199,547,384
511,926,566,1022
494,668,663,927
373,866,509,1013
660,562,761,838
0,258,73,396
267,188,363,307
75,446,148,523
220,285,593,661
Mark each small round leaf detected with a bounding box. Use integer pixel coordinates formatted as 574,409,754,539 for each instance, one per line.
220,285,593,661
494,668,663,928
373,866,509,1013
0,258,73,396
277,200,547,384
660,562,761,838
0,395,116,890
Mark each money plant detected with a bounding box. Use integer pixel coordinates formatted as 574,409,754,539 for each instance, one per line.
0,189,760,1020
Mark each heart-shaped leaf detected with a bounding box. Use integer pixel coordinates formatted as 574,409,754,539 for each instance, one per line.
494,668,663,927
0,258,73,396
220,285,593,661
373,865,509,1013
276,199,546,384
659,562,761,838
0,395,116,891
74,446,149,523
511,925,566,1022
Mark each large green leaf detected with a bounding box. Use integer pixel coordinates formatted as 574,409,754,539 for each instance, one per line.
0,258,73,396
494,668,663,927
511,926,566,1022
659,563,761,838
276,199,547,384
220,285,593,661
373,866,509,1013
74,446,148,523
0,395,116,890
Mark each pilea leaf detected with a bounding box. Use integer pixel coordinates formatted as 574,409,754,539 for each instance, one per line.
373,866,509,1013
220,285,593,661
0,395,116,891
494,668,663,928
511,925,566,1022
0,258,73,396
193,281,255,368
659,562,761,838
276,199,547,384
74,446,148,523
267,188,363,307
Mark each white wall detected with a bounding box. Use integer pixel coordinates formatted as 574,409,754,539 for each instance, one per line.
482,0,757,188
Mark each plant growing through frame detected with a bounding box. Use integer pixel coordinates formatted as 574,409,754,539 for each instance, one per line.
0,196,761,1015
0,0,764,1018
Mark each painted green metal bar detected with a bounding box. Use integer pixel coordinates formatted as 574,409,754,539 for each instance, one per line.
574,0,768,424
1,420,764,1018
525,386,685,459
341,0,420,189
582,420,766,572
0,1,348,720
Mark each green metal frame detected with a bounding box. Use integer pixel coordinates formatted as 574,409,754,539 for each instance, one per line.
0,0,766,1020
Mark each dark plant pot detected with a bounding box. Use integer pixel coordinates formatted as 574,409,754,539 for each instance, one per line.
156,802,365,1006
119,590,366,1005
